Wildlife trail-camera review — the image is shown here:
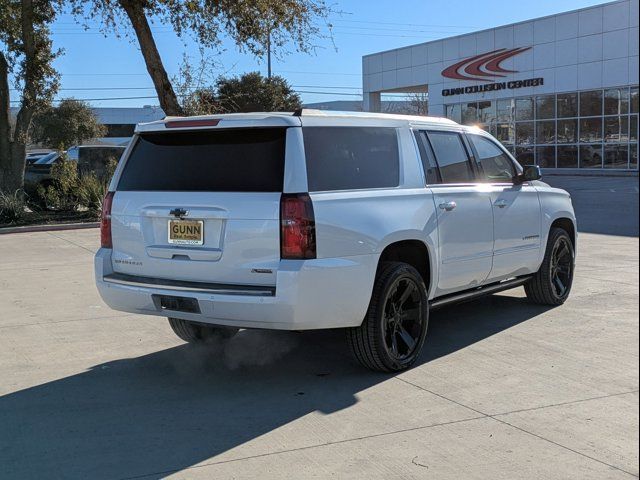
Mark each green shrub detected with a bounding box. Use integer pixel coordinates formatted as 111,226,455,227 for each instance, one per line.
76,157,117,215
37,157,80,211
0,190,27,224
76,173,108,214
31,156,117,216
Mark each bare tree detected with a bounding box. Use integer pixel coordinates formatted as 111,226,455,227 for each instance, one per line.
407,92,429,116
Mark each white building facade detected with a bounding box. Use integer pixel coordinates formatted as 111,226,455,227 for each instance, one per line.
92,106,165,145
362,0,639,171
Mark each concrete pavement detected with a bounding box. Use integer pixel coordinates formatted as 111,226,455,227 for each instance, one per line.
0,193,638,479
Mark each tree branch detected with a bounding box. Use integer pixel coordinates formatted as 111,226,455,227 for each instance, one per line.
118,0,184,116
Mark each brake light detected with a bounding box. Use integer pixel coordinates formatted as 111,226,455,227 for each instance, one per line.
280,193,316,260
100,191,115,249
165,119,220,128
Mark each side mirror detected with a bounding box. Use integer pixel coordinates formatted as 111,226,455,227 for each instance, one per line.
515,165,542,184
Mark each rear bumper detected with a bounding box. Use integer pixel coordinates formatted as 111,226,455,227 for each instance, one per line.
94,248,377,330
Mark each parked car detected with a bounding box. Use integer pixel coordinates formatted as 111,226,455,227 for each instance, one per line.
25,145,127,189
95,110,577,372
24,151,64,188
25,151,52,166
67,145,126,177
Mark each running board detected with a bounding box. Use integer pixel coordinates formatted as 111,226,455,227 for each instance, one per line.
430,275,533,310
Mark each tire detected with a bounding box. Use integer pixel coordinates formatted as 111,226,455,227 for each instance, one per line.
347,262,429,372
525,227,575,305
168,318,238,344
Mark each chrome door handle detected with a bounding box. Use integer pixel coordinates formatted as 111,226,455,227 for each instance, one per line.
438,201,457,211
494,200,508,208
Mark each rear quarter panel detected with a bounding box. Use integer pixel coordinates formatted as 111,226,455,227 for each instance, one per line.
308,126,440,298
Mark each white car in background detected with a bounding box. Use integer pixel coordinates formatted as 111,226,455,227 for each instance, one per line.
95,110,576,372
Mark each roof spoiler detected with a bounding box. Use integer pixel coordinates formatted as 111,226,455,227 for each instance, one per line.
293,108,324,117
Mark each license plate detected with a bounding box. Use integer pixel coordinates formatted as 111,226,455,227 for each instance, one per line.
168,219,204,245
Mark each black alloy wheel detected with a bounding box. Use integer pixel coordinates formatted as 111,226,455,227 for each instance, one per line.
347,262,429,372
525,227,575,305
549,236,573,298
382,276,425,363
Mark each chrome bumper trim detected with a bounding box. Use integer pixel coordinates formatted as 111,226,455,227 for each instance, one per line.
103,273,275,297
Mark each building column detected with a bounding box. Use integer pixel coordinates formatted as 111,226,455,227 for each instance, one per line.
364,92,381,112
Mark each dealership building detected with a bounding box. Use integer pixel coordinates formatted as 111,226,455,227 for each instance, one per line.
362,0,639,172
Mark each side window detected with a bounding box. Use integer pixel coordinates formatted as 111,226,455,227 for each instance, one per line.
426,131,475,184
413,131,440,184
303,127,400,191
468,134,516,182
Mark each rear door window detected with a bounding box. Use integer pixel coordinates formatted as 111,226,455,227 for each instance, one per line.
467,134,516,182
303,127,399,191
414,131,441,184
426,131,475,184
117,128,286,192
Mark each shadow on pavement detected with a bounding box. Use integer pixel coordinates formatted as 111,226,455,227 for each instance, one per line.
1,295,551,479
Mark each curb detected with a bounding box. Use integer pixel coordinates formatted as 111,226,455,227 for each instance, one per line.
0,222,99,235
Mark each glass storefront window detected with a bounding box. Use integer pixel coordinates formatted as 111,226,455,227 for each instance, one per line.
580,144,603,168
557,93,578,118
515,146,535,165
515,122,535,144
580,90,603,117
462,103,478,125
604,89,628,115
579,117,603,142
477,101,496,124
604,144,629,169
536,95,555,119
497,99,514,122
441,87,638,171
479,123,497,136
496,123,515,145
445,104,462,123
515,98,534,121
604,116,628,142
536,146,556,168
621,89,630,114
536,120,556,143
557,145,578,168
630,115,638,142
557,119,578,143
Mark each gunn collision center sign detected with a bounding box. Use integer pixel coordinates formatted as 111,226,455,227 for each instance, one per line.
441,47,543,97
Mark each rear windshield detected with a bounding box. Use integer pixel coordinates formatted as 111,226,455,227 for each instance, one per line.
117,128,286,192
303,127,400,192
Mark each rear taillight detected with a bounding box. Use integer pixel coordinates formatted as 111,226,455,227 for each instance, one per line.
280,193,316,260
100,191,115,249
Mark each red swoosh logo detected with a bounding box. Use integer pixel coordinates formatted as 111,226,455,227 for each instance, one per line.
441,47,531,81
484,47,531,74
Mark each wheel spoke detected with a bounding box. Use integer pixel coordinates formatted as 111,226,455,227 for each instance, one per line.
390,333,399,357
556,244,570,262
553,275,566,297
398,281,415,307
397,325,417,351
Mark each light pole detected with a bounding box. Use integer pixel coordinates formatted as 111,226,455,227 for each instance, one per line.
266,29,272,79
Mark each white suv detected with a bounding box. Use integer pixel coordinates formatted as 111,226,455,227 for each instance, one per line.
95,110,576,372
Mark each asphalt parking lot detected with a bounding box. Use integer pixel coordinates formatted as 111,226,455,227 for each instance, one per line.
1,176,638,479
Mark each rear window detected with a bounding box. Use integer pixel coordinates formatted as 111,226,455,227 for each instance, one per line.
303,127,400,191
117,128,286,192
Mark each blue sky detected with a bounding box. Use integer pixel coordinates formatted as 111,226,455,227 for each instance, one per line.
10,0,606,108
